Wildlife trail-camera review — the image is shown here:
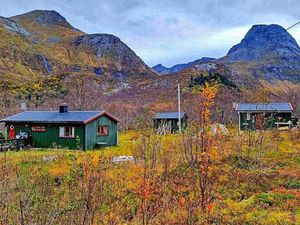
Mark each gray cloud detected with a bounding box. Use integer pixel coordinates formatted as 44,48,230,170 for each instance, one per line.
0,0,299,66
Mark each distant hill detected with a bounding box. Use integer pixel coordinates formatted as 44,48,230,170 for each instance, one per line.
0,10,157,95
151,64,169,74
152,57,215,74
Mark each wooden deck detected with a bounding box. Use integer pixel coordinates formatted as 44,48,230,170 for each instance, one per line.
0,139,25,151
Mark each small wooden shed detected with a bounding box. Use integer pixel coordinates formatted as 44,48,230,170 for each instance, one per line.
153,112,188,133
0,104,119,149
235,102,293,130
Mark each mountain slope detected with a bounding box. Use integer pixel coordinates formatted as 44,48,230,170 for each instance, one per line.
0,10,157,94
73,33,153,80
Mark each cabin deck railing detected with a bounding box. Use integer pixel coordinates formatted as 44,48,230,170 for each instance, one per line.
0,139,25,151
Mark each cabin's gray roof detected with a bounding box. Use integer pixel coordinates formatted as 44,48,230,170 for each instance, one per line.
236,103,293,112
0,110,119,124
153,112,186,119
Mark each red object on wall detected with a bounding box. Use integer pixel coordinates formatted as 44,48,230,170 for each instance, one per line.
9,125,15,140
32,126,46,132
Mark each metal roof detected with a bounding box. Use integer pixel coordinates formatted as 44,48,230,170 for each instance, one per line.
153,112,186,119
0,110,119,124
236,103,293,112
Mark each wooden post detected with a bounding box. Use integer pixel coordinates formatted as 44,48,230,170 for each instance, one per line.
178,83,182,134
238,112,241,132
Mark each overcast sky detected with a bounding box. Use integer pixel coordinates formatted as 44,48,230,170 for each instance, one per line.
0,0,299,67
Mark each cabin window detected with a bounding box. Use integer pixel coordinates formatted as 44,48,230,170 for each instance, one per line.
246,113,251,120
98,126,108,136
59,126,75,138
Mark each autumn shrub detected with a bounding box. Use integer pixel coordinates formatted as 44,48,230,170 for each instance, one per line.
288,128,300,144
255,191,298,210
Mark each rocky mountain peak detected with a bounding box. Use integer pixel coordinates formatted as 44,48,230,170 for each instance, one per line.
11,10,72,28
225,24,300,61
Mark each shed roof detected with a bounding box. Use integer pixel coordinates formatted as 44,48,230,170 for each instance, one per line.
153,112,186,119
236,103,293,112
0,110,119,124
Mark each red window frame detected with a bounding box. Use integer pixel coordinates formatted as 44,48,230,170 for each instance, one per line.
97,126,108,136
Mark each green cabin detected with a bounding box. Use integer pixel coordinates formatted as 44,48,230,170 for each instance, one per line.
153,112,188,134
236,102,293,131
0,104,119,149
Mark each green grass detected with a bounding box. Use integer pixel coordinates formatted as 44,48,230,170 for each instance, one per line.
1,131,138,176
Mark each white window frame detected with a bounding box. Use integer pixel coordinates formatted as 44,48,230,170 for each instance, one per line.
59,126,75,138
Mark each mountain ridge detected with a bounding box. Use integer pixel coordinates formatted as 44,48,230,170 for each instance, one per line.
152,57,215,74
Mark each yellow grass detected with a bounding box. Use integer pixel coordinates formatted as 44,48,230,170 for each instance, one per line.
1,129,299,224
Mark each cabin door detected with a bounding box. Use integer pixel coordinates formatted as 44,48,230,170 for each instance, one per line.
255,115,264,130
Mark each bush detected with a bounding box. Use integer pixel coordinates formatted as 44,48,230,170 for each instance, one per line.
264,211,294,225
256,192,295,206
0,131,5,139
246,211,294,225
285,181,300,189
256,193,275,206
